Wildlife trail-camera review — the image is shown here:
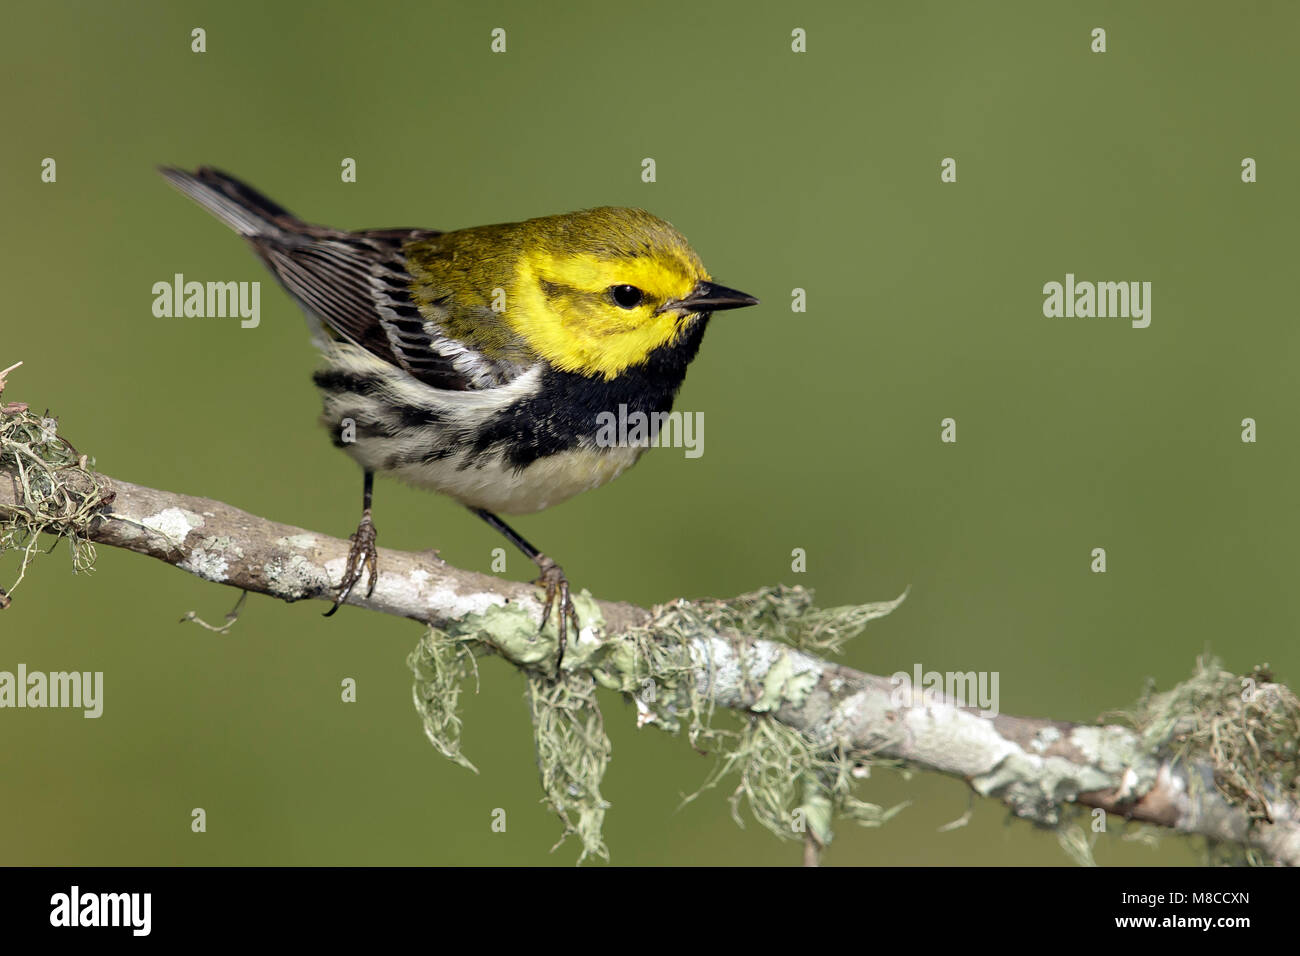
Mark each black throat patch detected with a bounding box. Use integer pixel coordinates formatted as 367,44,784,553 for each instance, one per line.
466,316,711,469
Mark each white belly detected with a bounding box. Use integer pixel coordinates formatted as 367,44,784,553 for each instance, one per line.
314,342,648,514
383,442,644,514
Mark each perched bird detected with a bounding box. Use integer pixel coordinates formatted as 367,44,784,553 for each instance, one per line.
160,166,758,668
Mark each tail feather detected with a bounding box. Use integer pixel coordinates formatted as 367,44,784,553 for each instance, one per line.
158,166,303,238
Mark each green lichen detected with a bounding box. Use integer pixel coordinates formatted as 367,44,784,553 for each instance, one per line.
408,583,909,861
752,650,820,713
408,627,481,774
525,670,610,864
0,394,110,605
1124,658,1300,829
685,714,906,848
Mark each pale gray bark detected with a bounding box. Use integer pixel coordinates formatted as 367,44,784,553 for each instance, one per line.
2,470,1296,865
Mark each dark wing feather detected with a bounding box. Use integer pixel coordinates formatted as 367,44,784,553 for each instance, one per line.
160,166,510,391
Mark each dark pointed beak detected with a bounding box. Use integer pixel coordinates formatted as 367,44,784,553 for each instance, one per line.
666,281,760,315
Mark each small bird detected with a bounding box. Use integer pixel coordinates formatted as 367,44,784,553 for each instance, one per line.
160,167,758,669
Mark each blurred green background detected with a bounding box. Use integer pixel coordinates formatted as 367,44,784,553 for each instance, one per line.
3,0,1297,866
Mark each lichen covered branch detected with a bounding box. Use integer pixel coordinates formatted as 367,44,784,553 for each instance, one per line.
1,399,1296,864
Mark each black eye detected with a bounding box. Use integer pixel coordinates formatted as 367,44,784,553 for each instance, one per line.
610,284,644,309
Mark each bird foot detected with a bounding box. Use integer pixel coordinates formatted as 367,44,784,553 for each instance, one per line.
534,557,580,673
324,511,378,616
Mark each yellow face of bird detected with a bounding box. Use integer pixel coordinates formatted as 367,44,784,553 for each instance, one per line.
509,207,754,380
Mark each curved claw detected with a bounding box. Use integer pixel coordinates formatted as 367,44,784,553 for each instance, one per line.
536,559,580,673
325,513,378,617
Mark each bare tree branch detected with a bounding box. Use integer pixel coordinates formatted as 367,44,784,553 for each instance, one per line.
1,467,1296,865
